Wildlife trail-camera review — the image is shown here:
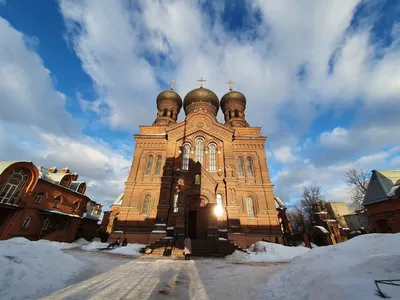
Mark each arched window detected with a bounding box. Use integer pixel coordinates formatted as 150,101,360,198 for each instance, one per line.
209,144,217,171
170,110,173,118
182,144,190,170
72,201,79,212
21,217,31,229
216,193,223,206
145,155,154,175
155,156,162,175
234,109,239,117
163,108,168,117
195,174,201,185
246,197,255,217
237,157,244,177
229,111,232,119
215,193,223,216
246,157,254,177
142,194,151,215
34,192,44,204
53,196,62,208
173,193,179,213
0,169,29,205
195,138,204,164
42,218,50,231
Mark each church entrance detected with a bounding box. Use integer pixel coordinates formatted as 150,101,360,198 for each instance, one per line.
187,207,207,240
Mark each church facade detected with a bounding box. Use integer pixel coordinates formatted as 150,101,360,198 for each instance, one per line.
108,81,285,249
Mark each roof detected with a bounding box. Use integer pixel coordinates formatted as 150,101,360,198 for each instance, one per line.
70,181,85,192
274,197,286,209
112,192,124,206
0,161,32,174
37,166,68,184
363,170,400,205
38,208,81,218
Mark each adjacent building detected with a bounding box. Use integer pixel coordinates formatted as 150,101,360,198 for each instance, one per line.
107,82,285,251
0,161,102,242
363,170,400,233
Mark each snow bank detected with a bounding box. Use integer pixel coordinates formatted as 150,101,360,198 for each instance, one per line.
81,241,109,251
263,234,400,300
35,238,90,250
226,241,310,263
109,244,145,256
0,238,86,300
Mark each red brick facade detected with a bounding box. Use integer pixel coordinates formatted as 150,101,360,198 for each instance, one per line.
366,197,400,233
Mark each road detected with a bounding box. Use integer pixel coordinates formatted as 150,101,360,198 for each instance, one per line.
44,251,287,300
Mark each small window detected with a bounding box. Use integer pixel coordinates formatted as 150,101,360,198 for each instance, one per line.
209,144,217,171
182,144,190,170
195,174,201,185
195,138,204,165
21,217,31,229
170,110,173,118
53,196,61,208
64,222,70,231
155,156,162,175
163,108,168,117
246,157,254,177
246,197,255,217
216,194,223,206
173,193,179,213
234,109,239,117
142,194,151,215
145,155,154,175
238,157,244,176
34,193,44,204
42,218,50,231
72,201,79,212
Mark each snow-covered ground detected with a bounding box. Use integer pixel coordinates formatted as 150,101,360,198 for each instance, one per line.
226,241,310,262
263,234,400,300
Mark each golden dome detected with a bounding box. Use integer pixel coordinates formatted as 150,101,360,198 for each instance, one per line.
220,90,246,113
156,89,182,110
183,87,219,112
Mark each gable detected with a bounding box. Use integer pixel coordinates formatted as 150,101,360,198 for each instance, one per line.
363,171,396,205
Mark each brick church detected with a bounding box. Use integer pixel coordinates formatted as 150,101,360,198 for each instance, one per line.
108,79,288,251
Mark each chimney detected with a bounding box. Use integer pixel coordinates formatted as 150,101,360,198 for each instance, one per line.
60,168,70,174
48,167,58,173
70,172,79,181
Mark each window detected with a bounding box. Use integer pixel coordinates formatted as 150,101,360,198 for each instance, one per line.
0,169,29,205
215,194,223,216
229,111,232,119
237,157,244,176
21,217,31,229
163,108,168,117
216,194,223,206
246,197,255,217
72,201,79,212
42,218,50,231
234,109,239,117
34,192,44,204
155,156,162,175
246,157,254,177
195,174,201,185
195,137,204,164
182,144,190,170
53,196,61,208
170,110,173,118
142,194,151,215
173,193,179,213
64,222,70,231
209,144,217,171
145,155,154,175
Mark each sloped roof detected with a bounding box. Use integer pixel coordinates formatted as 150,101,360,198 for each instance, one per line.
112,192,124,206
70,181,85,192
363,170,400,205
0,161,32,174
37,166,68,184
275,197,286,209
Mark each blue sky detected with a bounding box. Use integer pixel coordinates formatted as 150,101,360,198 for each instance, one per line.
0,0,399,208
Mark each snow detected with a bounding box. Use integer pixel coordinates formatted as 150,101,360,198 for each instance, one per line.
0,237,85,300
108,244,144,256
226,241,310,263
151,230,166,233
80,241,109,251
314,225,329,233
263,234,400,300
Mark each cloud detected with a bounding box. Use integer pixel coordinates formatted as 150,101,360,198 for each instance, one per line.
273,146,297,164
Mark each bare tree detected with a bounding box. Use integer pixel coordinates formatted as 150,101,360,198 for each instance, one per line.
343,169,370,207
287,207,309,234
300,186,324,226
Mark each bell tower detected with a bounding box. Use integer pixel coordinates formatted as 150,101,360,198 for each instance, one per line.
153,81,182,126
220,80,249,127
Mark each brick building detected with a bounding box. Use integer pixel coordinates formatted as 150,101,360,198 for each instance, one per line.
363,170,400,233
107,82,286,251
0,161,102,242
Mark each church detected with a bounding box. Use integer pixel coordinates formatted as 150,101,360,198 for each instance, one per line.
107,79,288,254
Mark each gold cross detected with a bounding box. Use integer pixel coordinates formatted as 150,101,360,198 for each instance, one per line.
168,80,176,91
197,77,206,88
226,80,235,91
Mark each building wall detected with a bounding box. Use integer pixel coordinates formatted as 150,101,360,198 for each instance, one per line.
366,197,400,233
343,212,371,231
326,202,354,228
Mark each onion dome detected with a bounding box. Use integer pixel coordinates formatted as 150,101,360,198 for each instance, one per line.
220,90,246,113
156,89,182,111
183,87,219,115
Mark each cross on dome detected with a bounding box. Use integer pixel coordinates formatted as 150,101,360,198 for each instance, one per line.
226,80,235,91
197,77,206,88
168,80,176,91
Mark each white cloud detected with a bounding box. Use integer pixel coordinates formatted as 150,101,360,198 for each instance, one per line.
273,146,297,164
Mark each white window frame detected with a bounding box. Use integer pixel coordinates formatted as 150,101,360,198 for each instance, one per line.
0,169,29,205
173,193,179,213
21,217,31,229
195,137,204,165
182,144,190,171
216,194,223,206
142,194,151,215
246,197,255,217
209,144,217,171
34,193,43,204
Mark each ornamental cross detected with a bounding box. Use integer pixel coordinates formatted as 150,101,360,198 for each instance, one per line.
226,80,235,91
197,77,206,87
168,80,176,91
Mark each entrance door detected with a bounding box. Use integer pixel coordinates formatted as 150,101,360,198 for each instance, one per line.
188,210,197,239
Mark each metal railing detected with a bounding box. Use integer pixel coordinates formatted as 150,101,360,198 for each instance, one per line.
375,280,400,298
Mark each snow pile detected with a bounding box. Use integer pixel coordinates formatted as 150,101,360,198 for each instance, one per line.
35,238,90,250
263,234,400,300
109,244,145,256
81,241,108,251
0,238,86,299
226,241,310,263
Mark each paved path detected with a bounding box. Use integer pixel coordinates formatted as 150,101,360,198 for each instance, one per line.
44,256,287,300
